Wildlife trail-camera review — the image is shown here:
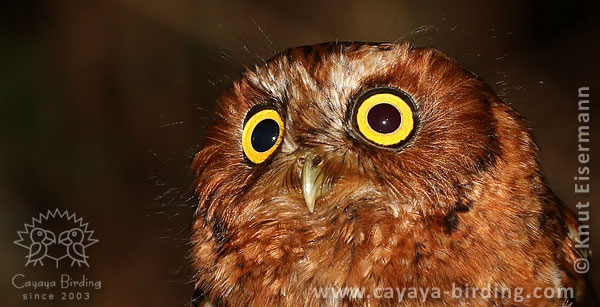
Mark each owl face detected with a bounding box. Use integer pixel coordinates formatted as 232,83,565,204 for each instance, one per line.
195,42,499,218
192,42,527,304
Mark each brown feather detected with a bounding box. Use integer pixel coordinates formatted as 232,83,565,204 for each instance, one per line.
191,42,592,306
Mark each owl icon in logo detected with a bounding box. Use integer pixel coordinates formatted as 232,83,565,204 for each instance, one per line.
14,209,98,267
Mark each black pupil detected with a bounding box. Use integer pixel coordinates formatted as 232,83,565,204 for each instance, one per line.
251,119,279,152
367,103,401,134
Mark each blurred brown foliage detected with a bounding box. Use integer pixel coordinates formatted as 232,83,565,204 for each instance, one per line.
1,0,598,306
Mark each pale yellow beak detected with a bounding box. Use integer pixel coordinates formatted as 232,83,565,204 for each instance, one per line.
300,151,326,213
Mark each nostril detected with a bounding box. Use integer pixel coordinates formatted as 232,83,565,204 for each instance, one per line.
297,152,323,167
313,155,323,166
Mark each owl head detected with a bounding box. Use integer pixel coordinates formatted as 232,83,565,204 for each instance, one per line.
190,42,564,305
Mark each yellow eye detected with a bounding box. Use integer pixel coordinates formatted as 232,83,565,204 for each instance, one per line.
242,108,284,164
355,90,415,147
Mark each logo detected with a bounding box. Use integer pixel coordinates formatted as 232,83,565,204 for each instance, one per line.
14,209,98,268
11,209,102,302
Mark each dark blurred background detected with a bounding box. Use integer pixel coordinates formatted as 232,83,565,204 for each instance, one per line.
1,0,598,306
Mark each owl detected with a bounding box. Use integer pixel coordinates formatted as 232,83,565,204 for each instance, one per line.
190,42,593,306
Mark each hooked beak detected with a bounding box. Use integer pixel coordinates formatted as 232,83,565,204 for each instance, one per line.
43,231,56,245
58,231,71,246
300,151,327,213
